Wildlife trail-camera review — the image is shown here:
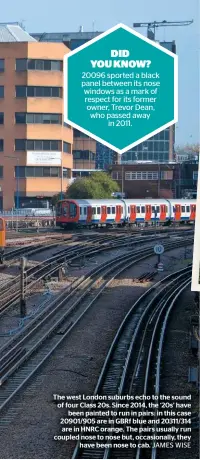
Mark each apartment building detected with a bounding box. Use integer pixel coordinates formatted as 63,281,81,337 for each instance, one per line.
0,23,73,210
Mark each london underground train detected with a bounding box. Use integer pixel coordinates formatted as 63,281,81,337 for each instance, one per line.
55,198,196,228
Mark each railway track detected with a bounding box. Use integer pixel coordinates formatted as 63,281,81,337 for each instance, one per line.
0,231,174,315
0,237,192,421
73,266,192,459
0,233,119,311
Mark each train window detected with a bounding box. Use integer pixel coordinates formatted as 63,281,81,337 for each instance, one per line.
84,207,87,215
141,206,145,213
128,206,130,213
182,206,185,212
56,202,62,216
186,206,190,212
156,206,160,213
97,207,100,214
137,206,140,213
112,207,115,214
63,206,68,217
173,206,175,212
107,207,111,214
152,206,155,212
166,206,168,212
92,207,96,215
79,207,82,215
69,203,76,217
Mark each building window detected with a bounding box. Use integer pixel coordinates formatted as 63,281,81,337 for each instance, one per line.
16,59,63,71
16,86,62,98
73,129,88,138
63,168,71,178
15,59,27,71
15,113,62,124
0,139,4,151
63,141,71,153
0,166,3,178
0,113,4,124
125,171,159,181
15,166,70,178
15,139,26,151
15,139,61,151
73,150,95,160
15,113,26,124
0,86,4,98
0,59,4,72
125,172,132,180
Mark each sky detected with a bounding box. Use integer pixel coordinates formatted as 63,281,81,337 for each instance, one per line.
2,0,199,146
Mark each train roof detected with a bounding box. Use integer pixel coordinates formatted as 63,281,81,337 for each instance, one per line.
60,199,123,205
123,199,169,204
168,199,196,203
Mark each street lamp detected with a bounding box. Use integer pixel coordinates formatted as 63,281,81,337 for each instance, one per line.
5,156,19,231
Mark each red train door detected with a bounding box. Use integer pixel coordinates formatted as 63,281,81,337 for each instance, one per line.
130,205,136,222
86,206,92,223
160,204,167,221
116,205,122,222
174,204,181,221
145,204,152,221
101,206,107,222
190,204,196,220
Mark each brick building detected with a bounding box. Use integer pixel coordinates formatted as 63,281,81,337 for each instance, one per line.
111,162,198,199
0,23,73,210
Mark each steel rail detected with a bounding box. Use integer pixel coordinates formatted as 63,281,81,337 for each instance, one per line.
0,232,171,314
72,266,192,459
0,238,192,417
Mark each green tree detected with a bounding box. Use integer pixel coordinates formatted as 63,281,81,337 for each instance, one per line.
66,172,120,199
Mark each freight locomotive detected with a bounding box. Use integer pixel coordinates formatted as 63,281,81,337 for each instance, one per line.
56,198,196,228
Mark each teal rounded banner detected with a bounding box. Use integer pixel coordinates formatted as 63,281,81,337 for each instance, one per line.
64,24,178,154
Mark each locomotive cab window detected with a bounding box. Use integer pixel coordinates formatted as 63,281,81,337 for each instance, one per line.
56,203,62,216
69,203,76,218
